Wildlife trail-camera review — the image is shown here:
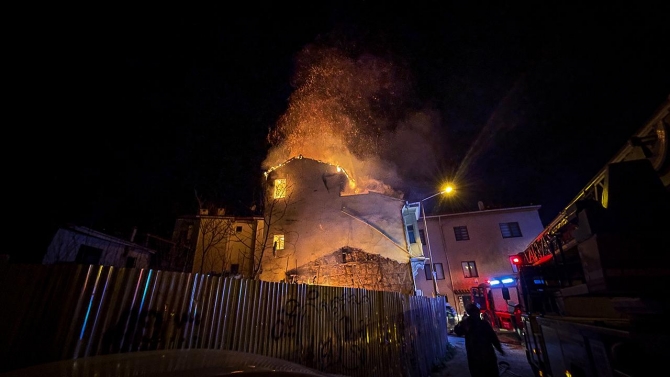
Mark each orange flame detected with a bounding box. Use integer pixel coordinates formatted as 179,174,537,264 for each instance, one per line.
263,43,413,198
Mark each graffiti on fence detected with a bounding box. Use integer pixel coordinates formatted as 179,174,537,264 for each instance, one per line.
271,298,302,340
101,306,201,353
318,335,367,370
270,287,373,370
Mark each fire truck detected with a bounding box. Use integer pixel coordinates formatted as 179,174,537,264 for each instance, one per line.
513,97,670,377
469,280,524,336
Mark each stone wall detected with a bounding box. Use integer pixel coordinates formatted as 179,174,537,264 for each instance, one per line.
287,247,414,294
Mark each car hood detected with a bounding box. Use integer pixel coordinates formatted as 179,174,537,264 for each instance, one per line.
4,349,348,377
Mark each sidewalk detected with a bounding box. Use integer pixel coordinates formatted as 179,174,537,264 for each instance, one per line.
430,332,532,377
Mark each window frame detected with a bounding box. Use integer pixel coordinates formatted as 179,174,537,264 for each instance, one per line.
230,264,239,275
273,178,287,199
418,229,426,245
407,225,416,243
424,262,445,280
461,261,478,278
273,234,285,250
499,222,522,238
76,245,103,265
453,226,470,241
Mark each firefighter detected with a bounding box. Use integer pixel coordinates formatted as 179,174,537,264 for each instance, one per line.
454,303,505,377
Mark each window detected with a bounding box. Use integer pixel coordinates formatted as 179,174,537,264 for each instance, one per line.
424,263,445,280
273,234,285,250
236,226,243,233
453,226,470,241
462,261,478,278
499,222,522,238
76,245,102,265
274,178,287,199
230,264,239,275
407,225,416,243
125,257,136,268
419,229,426,244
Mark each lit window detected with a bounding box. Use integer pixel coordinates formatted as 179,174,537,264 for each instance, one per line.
407,225,416,243
425,263,445,280
499,222,522,238
274,179,287,199
273,234,285,250
453,226,469,241
462,261,478,278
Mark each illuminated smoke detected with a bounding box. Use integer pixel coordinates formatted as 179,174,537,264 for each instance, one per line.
264,41,445,198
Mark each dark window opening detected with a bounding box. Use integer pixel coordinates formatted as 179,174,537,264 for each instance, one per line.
453,226,470,241
425,263,445,280
76,245,102,265
499,222,522,238
419,229,426,244
125,257,137,268
407,225,416,243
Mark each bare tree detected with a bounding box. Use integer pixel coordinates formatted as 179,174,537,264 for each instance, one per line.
194,191,235,274
196,217,235,273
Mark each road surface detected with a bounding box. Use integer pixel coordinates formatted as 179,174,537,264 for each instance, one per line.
431,333,535,377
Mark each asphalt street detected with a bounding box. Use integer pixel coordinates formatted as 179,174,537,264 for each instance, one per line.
431,332,535,377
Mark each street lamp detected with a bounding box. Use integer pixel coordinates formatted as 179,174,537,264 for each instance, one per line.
420,185,455,297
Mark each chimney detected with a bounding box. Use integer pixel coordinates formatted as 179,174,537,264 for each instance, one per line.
478,201,485,211
130,226,138,242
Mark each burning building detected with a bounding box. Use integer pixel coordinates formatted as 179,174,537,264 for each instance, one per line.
260,156,415,294
167,42,432,291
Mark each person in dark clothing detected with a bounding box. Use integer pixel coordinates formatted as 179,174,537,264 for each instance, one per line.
454,303,505,377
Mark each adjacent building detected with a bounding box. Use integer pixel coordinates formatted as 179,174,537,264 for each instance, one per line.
42,224,155,269
171,212,265,277
415,205,544,316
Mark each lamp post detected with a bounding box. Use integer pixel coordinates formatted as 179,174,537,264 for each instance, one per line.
420,185,454,298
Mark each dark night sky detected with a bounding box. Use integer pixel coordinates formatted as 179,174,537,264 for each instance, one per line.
10,3,669,263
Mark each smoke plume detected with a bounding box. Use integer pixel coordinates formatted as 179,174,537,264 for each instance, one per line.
264,39,445,198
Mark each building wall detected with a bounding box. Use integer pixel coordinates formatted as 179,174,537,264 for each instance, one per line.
415,206,543,314
172,216,263,276
261,158,413,294
43,226,152,269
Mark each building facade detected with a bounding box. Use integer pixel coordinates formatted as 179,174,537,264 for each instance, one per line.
261,157,414,294
415,206,544,315
171,213,265,277
43,224,154,269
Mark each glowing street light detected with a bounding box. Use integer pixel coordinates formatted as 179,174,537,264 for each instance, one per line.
420,184,455,297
